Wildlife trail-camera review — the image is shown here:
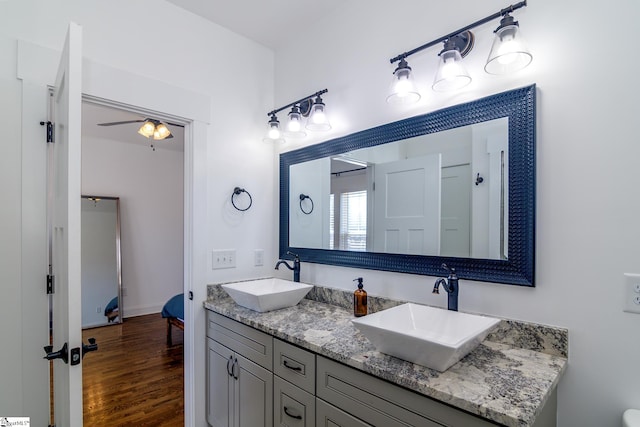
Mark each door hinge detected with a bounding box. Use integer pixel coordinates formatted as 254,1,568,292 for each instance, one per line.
47,274,55,294
39,120,54,143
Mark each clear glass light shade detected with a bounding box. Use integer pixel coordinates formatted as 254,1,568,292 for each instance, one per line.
284,106,307,138
153,123,172,140
137,120,156,138
387,64,421,105
432,49,472,92
263,115,285,143
485,24,533,75
306,98,331,131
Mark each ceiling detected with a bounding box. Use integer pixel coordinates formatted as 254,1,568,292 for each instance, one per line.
163,0,348,50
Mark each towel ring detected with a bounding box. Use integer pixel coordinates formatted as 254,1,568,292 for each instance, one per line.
299,194,314,215
231,187,252,211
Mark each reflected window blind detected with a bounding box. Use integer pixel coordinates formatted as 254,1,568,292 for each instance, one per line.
329,194,335,250
339,190,367,251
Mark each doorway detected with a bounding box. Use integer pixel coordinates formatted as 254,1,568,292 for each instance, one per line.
80,100,185,423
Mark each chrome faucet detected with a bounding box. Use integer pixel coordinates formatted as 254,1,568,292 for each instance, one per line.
432,263,459,311
275,251,301,282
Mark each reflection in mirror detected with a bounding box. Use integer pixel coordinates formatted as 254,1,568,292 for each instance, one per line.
81,196,122,327
280,85,535,286
289,118,508,260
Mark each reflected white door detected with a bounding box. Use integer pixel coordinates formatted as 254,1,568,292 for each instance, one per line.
48,22,83,427
440,164,471,257
373,154,441,255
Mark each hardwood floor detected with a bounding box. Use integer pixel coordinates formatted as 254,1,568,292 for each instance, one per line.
82,314,184,426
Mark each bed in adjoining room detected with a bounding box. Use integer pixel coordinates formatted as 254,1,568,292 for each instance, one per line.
161,293,184,346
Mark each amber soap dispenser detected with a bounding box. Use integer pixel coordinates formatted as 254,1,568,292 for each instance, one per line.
353,277,367,317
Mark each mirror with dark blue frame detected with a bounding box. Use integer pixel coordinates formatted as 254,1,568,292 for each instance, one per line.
279,84,535,286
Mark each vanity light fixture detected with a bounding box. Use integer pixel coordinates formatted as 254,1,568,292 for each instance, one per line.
264,89,329,143
263,113,284,143
432,36,473,92
387,0,531,104
387,58,421,105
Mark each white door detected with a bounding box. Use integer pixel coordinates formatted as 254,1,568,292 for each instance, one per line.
373,154,441,255
440,164,471,257
47,22,83,426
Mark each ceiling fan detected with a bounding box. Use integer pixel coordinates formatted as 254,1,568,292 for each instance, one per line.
97,118,184,141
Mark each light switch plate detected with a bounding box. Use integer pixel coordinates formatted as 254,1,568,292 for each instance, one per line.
212,250,236,270
254,249,264,266
623,273,640,314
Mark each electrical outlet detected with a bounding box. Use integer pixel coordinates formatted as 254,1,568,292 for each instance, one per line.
96,306,102,313
254,249,264,266
623,273,640,314
212,250,236,269
122,287,128,297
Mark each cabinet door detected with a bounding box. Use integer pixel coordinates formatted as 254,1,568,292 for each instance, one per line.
208,338,234,427
236,352,273,427
316,399,370,427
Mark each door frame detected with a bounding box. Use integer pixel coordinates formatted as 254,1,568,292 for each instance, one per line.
17,36,210,426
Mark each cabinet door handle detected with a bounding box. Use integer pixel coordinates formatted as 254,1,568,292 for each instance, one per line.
283,359,302,372
232,357,239,380
227,355,233,377
284,406,302,420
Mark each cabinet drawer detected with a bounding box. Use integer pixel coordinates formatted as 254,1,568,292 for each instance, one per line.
274,376,315,427
274,339,316,394
316,398,370,427
207,310,273,370
317,356,497,427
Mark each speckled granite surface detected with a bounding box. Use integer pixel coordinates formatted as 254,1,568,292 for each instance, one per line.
205,283,568,427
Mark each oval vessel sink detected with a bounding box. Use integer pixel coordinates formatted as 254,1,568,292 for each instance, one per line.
222,278,313,312
351,303,500,372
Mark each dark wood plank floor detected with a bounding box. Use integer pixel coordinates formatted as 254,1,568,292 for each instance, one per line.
82,314,184,426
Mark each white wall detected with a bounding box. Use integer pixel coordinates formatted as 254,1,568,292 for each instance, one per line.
273,1,640,426
0,1,275,425
82,134,184,317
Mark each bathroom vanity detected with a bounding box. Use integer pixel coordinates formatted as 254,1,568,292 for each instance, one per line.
204,284,567,427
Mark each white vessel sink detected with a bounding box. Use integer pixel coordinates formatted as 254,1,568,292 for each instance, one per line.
351,303,500,372
222,278,313,312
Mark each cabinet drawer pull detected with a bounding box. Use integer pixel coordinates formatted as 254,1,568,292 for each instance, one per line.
284,406,303,420
232,357,239,380
227,355,233,376
283,359,302,372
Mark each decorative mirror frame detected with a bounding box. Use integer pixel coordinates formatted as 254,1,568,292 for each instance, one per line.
280,84,535,286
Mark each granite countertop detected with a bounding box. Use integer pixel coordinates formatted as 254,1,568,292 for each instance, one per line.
204,284,568,427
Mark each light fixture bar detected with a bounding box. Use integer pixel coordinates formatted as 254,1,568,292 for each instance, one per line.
267,89,328,117
389,0,527,64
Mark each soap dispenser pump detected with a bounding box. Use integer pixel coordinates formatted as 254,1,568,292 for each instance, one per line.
353,277,367,317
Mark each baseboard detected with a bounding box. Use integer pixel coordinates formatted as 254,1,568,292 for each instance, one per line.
123,304,163,318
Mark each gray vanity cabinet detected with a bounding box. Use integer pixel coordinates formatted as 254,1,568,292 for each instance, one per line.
273,339,316,427
207,311,274,427
316,356,497,427
316,398,371,427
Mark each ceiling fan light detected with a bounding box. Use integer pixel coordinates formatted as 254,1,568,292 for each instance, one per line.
153,123,172,140
138,120,155,138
